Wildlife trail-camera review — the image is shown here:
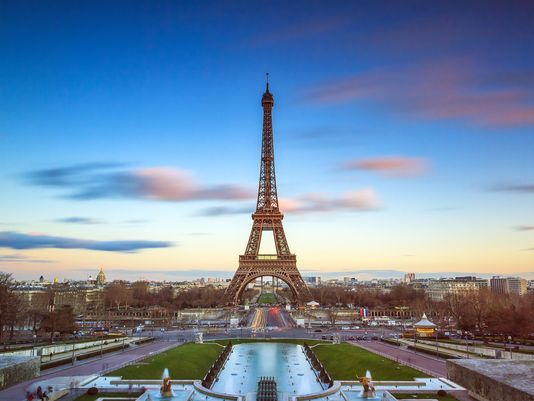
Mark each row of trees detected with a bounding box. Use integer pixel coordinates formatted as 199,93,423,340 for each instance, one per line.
307,284,427,308
104,281,257,310
0,273,76,346
443,289,534,339
103,280,534,339
3,271,532,342
307,284,534,339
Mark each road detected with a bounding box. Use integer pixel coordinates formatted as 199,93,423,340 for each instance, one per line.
248,307,295,329
352,340,447,377
0,340,178,401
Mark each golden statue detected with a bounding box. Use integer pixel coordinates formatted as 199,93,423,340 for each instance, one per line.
161,376,172,397
357,372,376,398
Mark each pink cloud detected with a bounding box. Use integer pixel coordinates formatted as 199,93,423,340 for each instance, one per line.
134,168,252,201
279,188,380,214
341,156,429,177
27,163,254,202
200,189,381,216
303,57,534,127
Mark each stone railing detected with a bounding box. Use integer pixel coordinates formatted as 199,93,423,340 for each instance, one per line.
201,342,233,389
302,343,333,388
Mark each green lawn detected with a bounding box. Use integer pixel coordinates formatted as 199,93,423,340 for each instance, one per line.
256,292,277,304
108,340,426,382
74,392,141,401
313,343,429,381
393,394,459,400
108,343,221,379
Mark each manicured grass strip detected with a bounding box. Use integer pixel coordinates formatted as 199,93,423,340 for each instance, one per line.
313,343,429,381
108,343,221,379
257,292,277,304
393,394,459,400
74,392,141,401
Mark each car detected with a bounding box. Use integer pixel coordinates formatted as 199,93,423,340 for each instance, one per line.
348,336,355,341
321,335,327,340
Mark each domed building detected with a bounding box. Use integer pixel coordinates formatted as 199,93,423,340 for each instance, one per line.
96,267,106,286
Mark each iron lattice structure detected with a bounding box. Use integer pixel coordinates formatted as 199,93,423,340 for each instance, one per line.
224,80,311,305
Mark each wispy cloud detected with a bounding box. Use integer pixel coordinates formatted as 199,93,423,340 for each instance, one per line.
341,156,428,177
491,183,534,193
281,189,380,213
25,163,253,202
246,16,349,46
515,225,534,231
0,253,55,264
302,57,534,127
198,189,380,216
121,219,149,225
0,231,172,253
56,217,104,224
197,206,251,217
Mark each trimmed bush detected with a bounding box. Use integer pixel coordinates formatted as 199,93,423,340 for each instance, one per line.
87,387,98,395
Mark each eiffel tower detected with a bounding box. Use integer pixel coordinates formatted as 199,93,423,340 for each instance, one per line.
224,76,311,305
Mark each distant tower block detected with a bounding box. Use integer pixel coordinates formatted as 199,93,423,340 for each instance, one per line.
224,78,311,305
96,267,106,286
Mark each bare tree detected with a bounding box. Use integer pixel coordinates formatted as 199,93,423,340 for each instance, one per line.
327,308,339,327
0,272,20,347
105,281,132,310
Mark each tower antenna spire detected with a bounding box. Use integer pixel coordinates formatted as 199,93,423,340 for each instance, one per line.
265,72,269,91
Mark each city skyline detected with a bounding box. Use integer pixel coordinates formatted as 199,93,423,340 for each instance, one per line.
1,1,534,279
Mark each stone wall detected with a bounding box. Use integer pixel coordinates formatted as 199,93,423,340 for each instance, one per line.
2,337,128,358
447,359,534,401
0,356,40,390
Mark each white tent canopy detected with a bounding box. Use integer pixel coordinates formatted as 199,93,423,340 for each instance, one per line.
414,313,436,328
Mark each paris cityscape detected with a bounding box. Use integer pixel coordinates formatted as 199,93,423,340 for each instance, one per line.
1,2,533,401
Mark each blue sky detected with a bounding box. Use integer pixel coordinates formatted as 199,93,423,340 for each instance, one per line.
1,0,533,280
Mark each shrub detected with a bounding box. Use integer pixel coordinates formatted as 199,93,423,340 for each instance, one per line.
87,387,98,395
437,389,447,396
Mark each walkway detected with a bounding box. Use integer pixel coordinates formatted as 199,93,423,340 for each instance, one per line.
40,337,144,367
0,340,179,401
350,340,447,377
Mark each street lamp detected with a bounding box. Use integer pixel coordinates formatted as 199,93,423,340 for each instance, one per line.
435,328,439,357
465,332,471,359
508,335,512,359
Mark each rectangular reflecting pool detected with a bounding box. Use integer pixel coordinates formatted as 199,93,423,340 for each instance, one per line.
211,343,325,397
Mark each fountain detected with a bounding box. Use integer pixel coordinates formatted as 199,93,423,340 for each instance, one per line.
160,368,173,398
357,370,376,399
